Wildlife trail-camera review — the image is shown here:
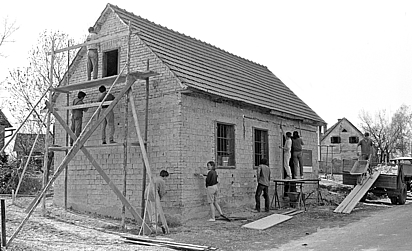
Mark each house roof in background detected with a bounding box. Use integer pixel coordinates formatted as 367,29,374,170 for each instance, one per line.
13,133,46,154
97,4,325,124
0,109,12,128
322,117,363,141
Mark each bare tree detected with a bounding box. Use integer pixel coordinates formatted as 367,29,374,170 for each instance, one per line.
359,106,412,162
0,17,19,57
391,105,412,156
4,30,78,133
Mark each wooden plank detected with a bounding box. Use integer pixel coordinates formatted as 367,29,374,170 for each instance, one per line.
241,214,292,230
334,172,380,214
286,210,304,216
52,71,159,93
53,31,129,54
122,235,214,250
342,172,380,214
374,175,398,189
48,142,144,151
54,101,113,111
155,196,169,233
52,75,126,93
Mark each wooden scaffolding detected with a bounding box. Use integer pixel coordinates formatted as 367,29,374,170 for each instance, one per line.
5,26,167,247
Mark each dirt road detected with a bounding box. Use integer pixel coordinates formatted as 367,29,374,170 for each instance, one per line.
2,184,391,251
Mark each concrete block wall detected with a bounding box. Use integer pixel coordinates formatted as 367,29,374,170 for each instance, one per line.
179,94,320,218
53,9,184,219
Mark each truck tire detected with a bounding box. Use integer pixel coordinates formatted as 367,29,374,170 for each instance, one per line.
398,184,407,205
389,196,398,205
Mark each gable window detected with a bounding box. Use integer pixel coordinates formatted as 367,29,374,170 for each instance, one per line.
349,136,359,144
102,49,119,77
342,129,348,132
254,129,268,167
216,123,235,167
330,136,341,144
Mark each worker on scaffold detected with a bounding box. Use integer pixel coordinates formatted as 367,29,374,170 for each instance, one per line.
86,27,99,81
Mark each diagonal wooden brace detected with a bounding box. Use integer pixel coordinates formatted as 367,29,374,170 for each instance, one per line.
7,76,147,248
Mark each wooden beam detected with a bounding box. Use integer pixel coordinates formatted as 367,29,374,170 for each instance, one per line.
54,101,113,111
48,142,144,151
52,71,159,93
52,31,130,54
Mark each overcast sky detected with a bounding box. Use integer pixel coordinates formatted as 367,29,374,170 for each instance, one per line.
1,0,412,129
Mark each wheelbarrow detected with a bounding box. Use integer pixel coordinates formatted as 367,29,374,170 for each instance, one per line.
350,157,372,185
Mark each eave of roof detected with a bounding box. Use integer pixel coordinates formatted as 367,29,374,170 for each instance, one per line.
0,109,12,128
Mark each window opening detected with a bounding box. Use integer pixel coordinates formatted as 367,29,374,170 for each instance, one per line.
349,136,359,144
254,129,268,166
103,49,119,77
216,123,235,167
330,136,341,144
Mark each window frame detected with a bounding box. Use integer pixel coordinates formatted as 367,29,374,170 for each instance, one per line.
102,47,120,78
253,127,269,168
349,136,359,144
330,136,341,144
215,122,236,169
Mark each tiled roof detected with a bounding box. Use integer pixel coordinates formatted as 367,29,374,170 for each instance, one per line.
322,118,363,141
0,109,12,128
103,4,325,124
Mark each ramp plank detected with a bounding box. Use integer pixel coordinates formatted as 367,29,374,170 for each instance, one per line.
242,214,292,230
334,172,380,214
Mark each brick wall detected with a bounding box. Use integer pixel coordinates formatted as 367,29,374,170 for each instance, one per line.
53,9,184,219
179,93,320,218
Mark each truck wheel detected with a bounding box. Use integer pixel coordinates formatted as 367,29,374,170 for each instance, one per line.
398,184,407,205
389,196,398,205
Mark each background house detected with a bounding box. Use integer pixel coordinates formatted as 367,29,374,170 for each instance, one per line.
320,118,363,174
0,109,13,152
52,3,326,221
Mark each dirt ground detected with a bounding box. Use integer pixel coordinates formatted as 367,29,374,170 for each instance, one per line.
3,178,391,251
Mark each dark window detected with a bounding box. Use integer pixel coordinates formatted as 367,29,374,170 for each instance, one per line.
216,123,235,167
349,136,359,144
331,136,341,144
342,129,348,132
102,49,119,77
254,129,268,166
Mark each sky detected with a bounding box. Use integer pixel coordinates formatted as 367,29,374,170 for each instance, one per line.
1,0,412,129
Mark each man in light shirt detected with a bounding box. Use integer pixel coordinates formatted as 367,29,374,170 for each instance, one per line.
282,132,293,179
86,27,99,81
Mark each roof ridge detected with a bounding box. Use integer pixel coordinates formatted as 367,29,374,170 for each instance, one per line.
107,3,267,69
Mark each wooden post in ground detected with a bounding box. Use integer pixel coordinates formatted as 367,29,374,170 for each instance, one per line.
141,59,150,218
121,23,132,228
42,40,54,215
1,199,6,247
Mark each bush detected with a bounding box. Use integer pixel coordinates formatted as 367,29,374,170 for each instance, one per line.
0,154,43,194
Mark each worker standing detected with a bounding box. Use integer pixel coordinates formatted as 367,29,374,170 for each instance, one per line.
357,132,373,160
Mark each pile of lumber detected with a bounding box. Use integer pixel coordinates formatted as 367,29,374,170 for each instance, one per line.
122,234,217,251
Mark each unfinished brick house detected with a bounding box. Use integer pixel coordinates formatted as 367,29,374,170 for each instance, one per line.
52,3,326,221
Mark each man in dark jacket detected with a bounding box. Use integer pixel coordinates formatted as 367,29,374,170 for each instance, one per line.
97,85,115,144
255,158,271,212
70,91,88,145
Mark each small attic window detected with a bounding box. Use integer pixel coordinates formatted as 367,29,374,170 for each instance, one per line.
102,49,119,77
342,129,348,132
331,136,341,144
